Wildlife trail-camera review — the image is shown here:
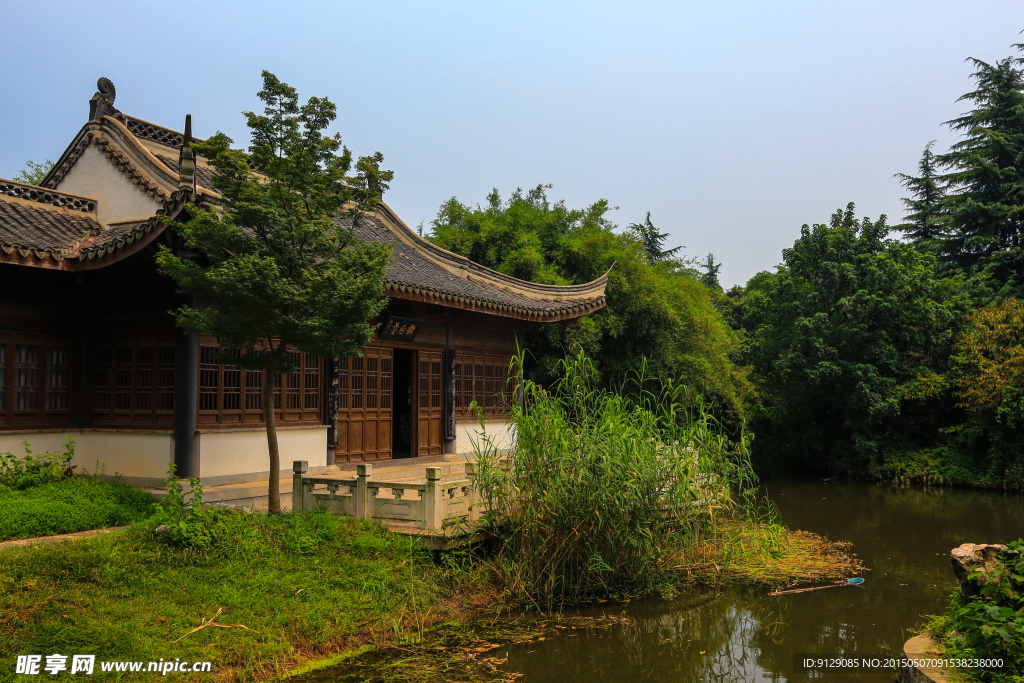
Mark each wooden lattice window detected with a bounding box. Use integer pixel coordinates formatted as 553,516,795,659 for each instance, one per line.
91,339,176,426
337,352,392,412
0,333,74,427
45,348,70,411
197,344,321,426
13,345,40,411
454,354,512,419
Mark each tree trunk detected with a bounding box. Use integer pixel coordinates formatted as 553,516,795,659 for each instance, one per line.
263,346,285,514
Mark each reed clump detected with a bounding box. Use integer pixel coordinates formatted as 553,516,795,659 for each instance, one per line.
472,351,760,608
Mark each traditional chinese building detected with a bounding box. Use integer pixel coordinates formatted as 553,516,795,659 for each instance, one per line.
0,79,608,487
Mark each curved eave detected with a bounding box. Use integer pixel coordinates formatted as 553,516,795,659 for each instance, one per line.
0,192,188,271
371,201,611,303
383,282,608,322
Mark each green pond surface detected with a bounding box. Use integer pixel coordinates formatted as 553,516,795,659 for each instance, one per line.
308,478,1024,682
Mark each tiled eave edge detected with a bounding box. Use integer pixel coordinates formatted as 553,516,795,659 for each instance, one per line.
0,191,188,271
372,203,612,302
384,281,608,322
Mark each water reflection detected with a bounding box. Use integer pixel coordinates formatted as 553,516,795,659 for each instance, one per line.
498,479,1024,682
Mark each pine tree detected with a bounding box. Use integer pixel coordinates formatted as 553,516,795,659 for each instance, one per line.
627,212,682,265
700,252,722,291
894,141,946,252
938,47,1024,295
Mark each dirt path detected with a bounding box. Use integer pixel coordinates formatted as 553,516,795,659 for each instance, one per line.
0,526,127,551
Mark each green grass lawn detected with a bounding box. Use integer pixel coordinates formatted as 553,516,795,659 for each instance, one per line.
0,511,484,682
0,477,155,542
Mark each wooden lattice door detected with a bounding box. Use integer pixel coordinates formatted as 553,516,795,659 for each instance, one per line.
335,347,393,462
417,350,443,456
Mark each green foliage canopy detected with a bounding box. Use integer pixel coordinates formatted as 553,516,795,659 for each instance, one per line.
937,48,1024,297
13,159,54,186
742,204,969,469
157,72,392,511
429,185,748,417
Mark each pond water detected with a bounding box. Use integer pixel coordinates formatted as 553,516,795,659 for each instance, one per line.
306,478,1023,682
494,478,1024,682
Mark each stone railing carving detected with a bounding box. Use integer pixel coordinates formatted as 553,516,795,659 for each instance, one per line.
291,461,484,533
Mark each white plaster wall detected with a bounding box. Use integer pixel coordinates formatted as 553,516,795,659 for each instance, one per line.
0,430,173,480
55,145,162,225
455,419,516,455
197,427,328,479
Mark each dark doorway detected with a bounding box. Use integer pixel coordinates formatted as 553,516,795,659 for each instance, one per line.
392,349,414,458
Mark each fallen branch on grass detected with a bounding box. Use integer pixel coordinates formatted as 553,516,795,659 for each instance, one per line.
173,607,255,642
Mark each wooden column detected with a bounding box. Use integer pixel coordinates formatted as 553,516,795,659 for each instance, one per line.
75,274,90,429
173,295,198,479
325,357,340,465
444,322,456,454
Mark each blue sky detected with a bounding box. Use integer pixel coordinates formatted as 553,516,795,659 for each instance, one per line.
2,1,1021,286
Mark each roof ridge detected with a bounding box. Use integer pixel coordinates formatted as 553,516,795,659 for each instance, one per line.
113,113,205,149
0,179,97,213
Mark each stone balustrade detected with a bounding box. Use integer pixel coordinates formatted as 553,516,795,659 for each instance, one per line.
291,460,484,533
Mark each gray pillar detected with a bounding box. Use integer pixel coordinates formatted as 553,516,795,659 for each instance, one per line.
173,297,199,479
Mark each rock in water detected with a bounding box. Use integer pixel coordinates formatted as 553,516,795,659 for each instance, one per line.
950,543,1004,601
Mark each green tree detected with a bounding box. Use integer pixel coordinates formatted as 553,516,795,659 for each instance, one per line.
157,72,392,513
938,47,1024,296
430,185,748,419
742,204,968,469
950,298,1024,484
13,159,54,186
627,211,682,265
894,141,946,252
700,252,722,291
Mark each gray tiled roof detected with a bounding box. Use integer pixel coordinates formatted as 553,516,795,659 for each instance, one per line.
351,210,608,319
82,219,153,255
0,196,100,254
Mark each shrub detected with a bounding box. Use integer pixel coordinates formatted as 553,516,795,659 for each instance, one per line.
473,351,757,607
0,436,76,489
0,476,155,541
929,539,1024,682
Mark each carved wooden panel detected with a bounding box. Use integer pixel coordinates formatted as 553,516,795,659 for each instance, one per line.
335,347,393,462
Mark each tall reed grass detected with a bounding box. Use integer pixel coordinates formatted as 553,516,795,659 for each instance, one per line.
472,351,760,607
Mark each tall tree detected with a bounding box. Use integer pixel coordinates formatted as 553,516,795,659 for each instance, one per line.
742,204,968,469
700,252,722,291
157,72,392,513
938,47,1024,296
430,186,748,419
894,141,946,252
627,211,682,265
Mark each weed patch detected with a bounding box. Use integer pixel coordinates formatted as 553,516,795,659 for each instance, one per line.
0,476,154,542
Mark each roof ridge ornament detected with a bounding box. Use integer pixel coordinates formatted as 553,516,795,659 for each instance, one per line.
178,114,196,195
89,77,120,121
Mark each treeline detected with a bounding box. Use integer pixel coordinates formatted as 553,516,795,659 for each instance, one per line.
427,41,1024,490
734,41,1024,488
429,185,750,420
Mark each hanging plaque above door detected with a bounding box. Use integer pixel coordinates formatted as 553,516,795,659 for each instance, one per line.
378,316,422,342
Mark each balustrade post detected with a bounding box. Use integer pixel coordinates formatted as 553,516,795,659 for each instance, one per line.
424,467,443,531
356,464,372,519
292,460,308,512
